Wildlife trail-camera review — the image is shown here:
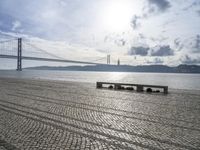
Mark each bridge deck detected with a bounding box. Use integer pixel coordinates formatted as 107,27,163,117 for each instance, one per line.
0,54,103,65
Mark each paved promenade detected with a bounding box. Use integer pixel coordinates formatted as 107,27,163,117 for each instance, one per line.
0,78,200,149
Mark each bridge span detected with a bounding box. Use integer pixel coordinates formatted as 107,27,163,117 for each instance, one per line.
0,38,110,71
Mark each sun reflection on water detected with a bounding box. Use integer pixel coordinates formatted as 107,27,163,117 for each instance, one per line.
107,72,127,82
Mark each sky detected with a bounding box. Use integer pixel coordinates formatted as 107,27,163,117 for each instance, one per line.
0,0,200,68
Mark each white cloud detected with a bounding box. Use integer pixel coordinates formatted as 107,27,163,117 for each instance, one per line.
0,0,200,66
11,20,21,31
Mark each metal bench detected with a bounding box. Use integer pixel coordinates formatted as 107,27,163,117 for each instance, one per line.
96,82,168,94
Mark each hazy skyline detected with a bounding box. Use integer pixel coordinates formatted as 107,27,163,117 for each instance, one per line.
0,0,200,68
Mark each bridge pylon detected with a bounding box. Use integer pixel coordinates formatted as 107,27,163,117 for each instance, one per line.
17,38,22,71
107,55,110,64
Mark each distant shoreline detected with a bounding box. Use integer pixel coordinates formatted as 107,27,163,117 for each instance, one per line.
24,69,200,74
25,64,200,74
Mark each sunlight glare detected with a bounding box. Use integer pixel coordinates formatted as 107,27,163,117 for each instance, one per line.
101,0,134,31
108,72,126,81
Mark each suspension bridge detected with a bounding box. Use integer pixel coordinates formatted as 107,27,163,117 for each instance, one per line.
0,36,111,71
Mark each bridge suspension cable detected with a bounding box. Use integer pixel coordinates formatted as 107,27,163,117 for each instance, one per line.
0,32,19,40
23,40,64,59
0,37,107,70
0,39,18,56
0,39,17,44
90,57,107,63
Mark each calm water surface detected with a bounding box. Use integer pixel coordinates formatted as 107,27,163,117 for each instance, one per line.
0,70,200,90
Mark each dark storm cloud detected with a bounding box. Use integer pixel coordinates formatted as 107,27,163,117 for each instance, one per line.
147,0,171,12
128,44,174,57
150,45,174,56
128,46,149,56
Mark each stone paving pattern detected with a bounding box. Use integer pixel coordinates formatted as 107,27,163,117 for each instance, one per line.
0,78,200,149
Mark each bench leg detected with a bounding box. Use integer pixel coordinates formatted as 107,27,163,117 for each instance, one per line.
114,84,120,89
96,83,102,88
137,85,143,92
164,87,168,94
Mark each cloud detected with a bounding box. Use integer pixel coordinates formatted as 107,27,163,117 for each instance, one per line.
174,38,184,51
115,39,126,46
183,1,200,11
138,33,145,39
11,20,21,31
130,0,171,30
154,57,164,64
150,45,174,56
181,55,200,64
194,34,200,50
0,0,199,67
172,35,200,54
0,30,105,61
186,34,200,53
147,0,171,13
128,44,174,57
150,36,169,42
131,15,141,29
104,34,126,47
0,13,15,32
197,10,200,16
146,57,164,64
174,38,180,47
128,46,149,56
0,0,99,41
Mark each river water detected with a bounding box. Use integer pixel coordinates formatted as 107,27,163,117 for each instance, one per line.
0,70,200,90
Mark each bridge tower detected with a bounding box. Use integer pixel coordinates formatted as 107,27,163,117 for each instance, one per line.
17,38,22,71
107,55,110,64
117,58,120,66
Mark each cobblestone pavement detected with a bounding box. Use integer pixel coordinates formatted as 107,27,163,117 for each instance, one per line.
0,78,200,150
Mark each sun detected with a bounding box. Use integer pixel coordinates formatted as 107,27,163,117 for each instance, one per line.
100,0,134,32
